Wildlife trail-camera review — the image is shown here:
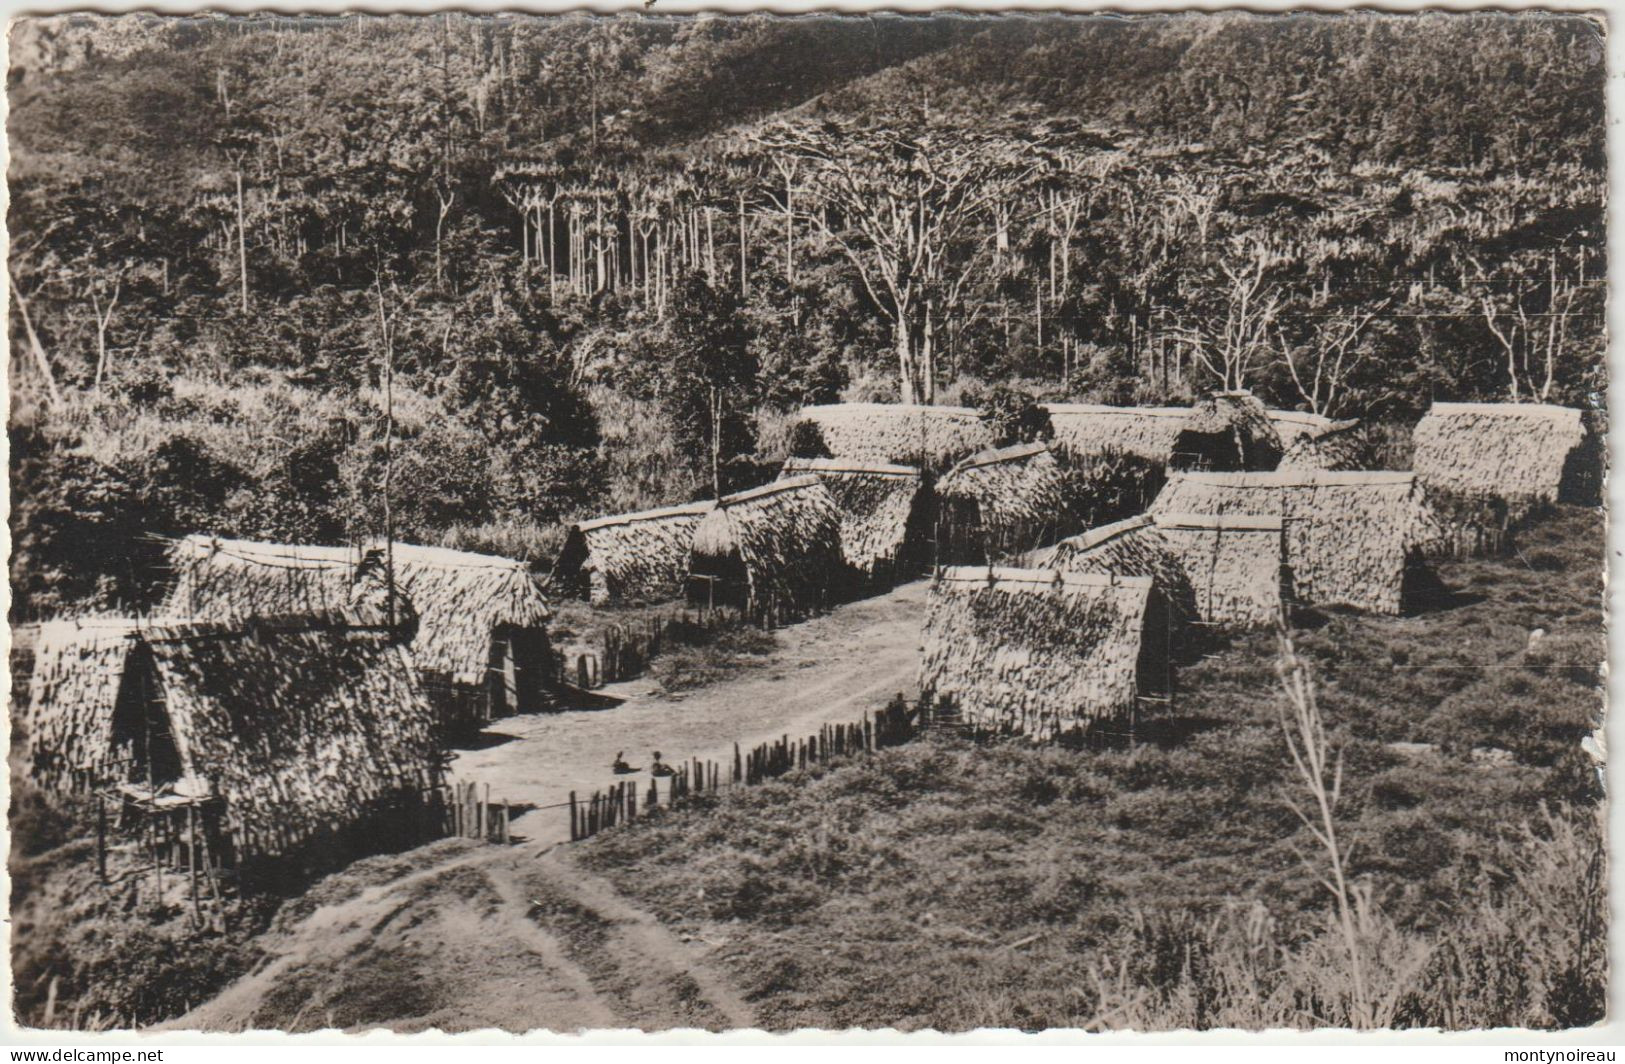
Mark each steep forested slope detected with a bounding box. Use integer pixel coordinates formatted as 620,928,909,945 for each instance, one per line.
7,12,1607,621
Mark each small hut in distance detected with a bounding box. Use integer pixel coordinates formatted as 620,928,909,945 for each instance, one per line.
1169,391,1285,472
687,475,844,625
935,442,1073,565
1412,402,1603,509
779,457,933,591
551,500,716,605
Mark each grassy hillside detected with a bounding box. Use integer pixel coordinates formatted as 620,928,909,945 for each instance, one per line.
574,506,1604,1030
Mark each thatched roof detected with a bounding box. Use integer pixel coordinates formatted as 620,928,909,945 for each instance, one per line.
162,535,360,618
936,443,1072,563
779,457,929,580
1032,512,1285,628
689,475,844,622
1151,470,1434,615
1266,410,1336,449
919,566,1154,740
1169,391,1285,472
1042,403,1188,463
552,501,716,605
378,542,551,684
1277,419,1365,472
16,613,438,860
162,535,549,685
794,403,993,470
1412,402,1597,506
1151,513,1286,626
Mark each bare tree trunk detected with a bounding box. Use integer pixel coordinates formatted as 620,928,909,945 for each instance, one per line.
710,386,722,499
236,168,250,314
11,277,62,407
738,192,749,298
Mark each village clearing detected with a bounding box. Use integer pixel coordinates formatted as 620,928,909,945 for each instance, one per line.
156,506,1601,1032
449,581,927,847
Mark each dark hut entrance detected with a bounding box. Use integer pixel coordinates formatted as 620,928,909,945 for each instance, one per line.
687,551,748,612
486,624,553,717
108,646,183,789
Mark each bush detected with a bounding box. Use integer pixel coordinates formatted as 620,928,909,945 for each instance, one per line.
966,384,1054,447
787,419,832,459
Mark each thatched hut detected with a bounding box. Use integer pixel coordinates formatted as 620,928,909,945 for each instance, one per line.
919,566,1158,741
1032,512,1286,630
379,542,554,720
1412,402,1602,507
1151,470,1436,615
1277,419,1366,472
779,457,932,588
936,443,1073,565
687,475,844,624
551,500,715,605
161,535,553,724
793,403,992,471
1266,410,1336,450
1041,403,1189,463
14,612,438,862
1169,391,1286,472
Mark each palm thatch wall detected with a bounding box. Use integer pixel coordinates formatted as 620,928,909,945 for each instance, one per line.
1042,403,1189,463
1412,402,1600,507
1151,470,1435,615
551,501,716,605
13,619,142,790
1169,391,1286,472
1152,513,1286,626
688,475,844,624
16,613,439,861
1266,410,1336,449
936,443,1073,565
779,457,931,586
1277,419,1366,472
919,566,1155,741
795,403,993,471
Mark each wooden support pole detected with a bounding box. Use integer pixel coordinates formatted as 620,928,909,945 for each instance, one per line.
96,796,107,884
570,791,579,841
187,803,201,928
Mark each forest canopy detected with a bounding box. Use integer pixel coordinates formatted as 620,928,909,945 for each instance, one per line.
6,11,1607,618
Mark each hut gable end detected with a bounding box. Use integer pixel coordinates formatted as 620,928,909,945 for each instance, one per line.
553,500,715,605
779,458,929,582
689,476,844,623
1151,470,1432,615
919,567,1153,740
1412,402,1596,506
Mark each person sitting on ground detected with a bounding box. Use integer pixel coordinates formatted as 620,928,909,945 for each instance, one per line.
650,750,676,777
612,751,638,775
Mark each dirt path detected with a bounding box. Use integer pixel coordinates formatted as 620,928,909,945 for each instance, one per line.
165,583,924,1033
451,581,926,847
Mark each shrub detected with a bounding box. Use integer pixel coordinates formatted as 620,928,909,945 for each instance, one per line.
968,384,1054,447
787,419,832,459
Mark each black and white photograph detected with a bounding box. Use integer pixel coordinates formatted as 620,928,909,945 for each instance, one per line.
3,8,1611,1038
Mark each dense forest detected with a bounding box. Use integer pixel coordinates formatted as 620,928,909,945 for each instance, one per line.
7,12,1607,620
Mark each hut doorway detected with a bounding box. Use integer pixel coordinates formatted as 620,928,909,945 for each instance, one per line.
108,648,183,788
687,555,748,612
486,625,552,717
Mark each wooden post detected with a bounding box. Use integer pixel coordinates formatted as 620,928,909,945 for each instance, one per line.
499,801,510,844
96,796,107,884
570,791,579,841
482,783,491,840
187,803,201,928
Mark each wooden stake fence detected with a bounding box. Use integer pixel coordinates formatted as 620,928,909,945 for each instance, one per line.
570,696,920,841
